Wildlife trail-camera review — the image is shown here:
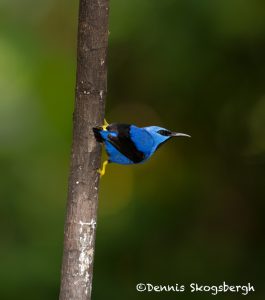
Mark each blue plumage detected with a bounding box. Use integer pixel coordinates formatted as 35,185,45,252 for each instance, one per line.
93,122,190,167
105,140,133,165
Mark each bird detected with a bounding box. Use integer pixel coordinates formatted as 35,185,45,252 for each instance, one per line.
93,119,190,176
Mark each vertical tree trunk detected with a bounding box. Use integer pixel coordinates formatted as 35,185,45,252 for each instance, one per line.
59,1,109,299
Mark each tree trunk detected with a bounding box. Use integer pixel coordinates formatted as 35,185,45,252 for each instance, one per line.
59,0,109,299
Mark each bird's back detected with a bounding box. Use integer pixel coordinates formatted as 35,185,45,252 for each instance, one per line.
93,123,155,164
129,125,154,156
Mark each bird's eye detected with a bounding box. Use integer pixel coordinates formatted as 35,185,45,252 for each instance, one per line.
157,130,171,136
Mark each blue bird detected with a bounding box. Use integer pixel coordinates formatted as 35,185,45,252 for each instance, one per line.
93,119,190,176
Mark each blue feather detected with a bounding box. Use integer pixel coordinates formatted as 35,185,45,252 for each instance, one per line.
105,141,134,164
98,129,134,164
129,126,154,156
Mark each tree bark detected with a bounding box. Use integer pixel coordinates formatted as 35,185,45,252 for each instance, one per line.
59,0,109,299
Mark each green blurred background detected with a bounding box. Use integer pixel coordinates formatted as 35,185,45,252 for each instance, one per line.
1,0,265,299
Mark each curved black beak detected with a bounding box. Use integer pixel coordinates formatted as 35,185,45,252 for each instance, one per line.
170,132,191,138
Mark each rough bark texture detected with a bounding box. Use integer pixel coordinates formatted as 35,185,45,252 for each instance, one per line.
59,0,109,299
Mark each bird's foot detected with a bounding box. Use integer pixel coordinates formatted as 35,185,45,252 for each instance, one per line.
102,119,109,131
98,160,108,177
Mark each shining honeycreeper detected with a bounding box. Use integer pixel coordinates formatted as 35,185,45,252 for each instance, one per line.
93,119,190,176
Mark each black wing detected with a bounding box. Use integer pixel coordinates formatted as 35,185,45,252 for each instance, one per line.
107,123,145,163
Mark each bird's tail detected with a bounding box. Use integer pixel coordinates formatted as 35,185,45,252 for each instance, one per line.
93,126,104,142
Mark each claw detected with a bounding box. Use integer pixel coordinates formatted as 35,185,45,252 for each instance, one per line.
102,119,109,131
98,160,108,177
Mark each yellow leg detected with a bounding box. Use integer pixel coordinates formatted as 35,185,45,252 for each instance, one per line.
102,119,109,131
98,160,108,177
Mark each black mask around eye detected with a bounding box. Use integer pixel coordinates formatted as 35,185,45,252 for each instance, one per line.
157,129,172,136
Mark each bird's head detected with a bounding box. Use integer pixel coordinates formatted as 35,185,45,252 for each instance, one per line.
144,126,190,149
